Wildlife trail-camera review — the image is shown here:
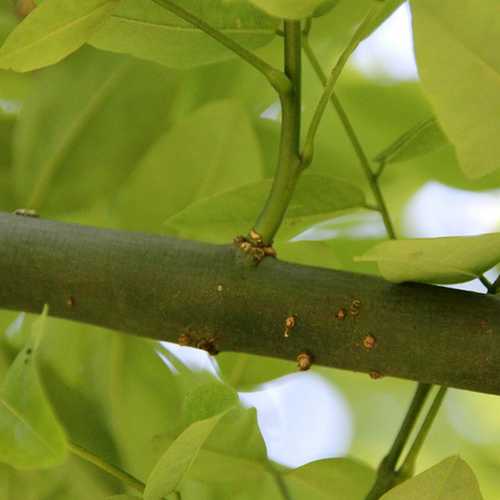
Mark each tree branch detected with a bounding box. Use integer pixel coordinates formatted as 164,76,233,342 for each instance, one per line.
1,213,500,395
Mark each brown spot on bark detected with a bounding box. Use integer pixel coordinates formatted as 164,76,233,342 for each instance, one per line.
284,315,297,337
335,308,346,320
197,337,219,356
362,335,376,350
66,296,75,308
297,352,312,371
350,299,361,317
177,333,191,346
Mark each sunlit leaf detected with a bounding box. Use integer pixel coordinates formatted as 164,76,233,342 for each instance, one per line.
381,456,483,499
411,0,500,178
250,0,330,20
0,0,119,72
0,306,67,469
286,458,375,500
374,117,449,165
90,0,277,69
356,233,500,284
145,411,232,499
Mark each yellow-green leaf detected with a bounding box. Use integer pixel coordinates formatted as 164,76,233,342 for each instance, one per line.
411,0,500,178
90,0,277,69
0,0,119,72
356,233,500,284
381,456,483,500
0,306,67,469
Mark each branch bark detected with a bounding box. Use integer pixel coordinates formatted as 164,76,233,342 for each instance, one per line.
1,213,499,394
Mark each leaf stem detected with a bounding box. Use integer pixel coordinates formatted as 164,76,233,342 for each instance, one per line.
302,32,396,238
397,386,448,481
151,0,290,95
68,441,145,494
301,3,383,168
268,467,293,500
253,20,302,244
479,274,495,294
364,383,432,499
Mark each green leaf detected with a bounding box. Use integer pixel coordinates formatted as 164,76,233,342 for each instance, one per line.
276,240,340,269
374,118,449,164
144,411,231,500
0,0,119,72
359,0,405,40
148,406,269,498
182,380,239,428
14,47,180,213
165,174,366,243
286,458,375,500
250,0,327,19
0,307,67,469
356,233,500,284
105,496,141,499
90,0,277,69
411,0,500,178
312,1,338,18
381,456,483,500
114,99,264,233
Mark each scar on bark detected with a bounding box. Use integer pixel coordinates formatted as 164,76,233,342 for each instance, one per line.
284,315,297,338
297,352,313,371
234,229,277,264
177,330,219,355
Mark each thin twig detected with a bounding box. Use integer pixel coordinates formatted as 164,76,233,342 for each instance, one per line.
364,384,433,499
301,3,383,167
397,386,448,481
302,32,396,238
68,441,145,494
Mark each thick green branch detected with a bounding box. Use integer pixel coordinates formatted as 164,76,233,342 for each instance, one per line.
1,214,500,395
151,0,290,95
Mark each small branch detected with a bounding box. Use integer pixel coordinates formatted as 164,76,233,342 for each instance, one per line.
479,274,495,294
301,3,383,168
364,384,432,500
374,160,387,179
490,274,500,294
68,441,145,494
302,32,396,238
151,0,290,95
397,386,448,481
253,20,302,244
268,467,293,500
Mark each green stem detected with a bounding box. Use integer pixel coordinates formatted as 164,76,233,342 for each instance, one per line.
301,3,383,167
151,0,290,95
253,20,302,244
479,274,495,294
490,274,500,294
269,467,293,500
365,383,432,500
398,386,448,481
68,441,145,494
302,34,396,238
